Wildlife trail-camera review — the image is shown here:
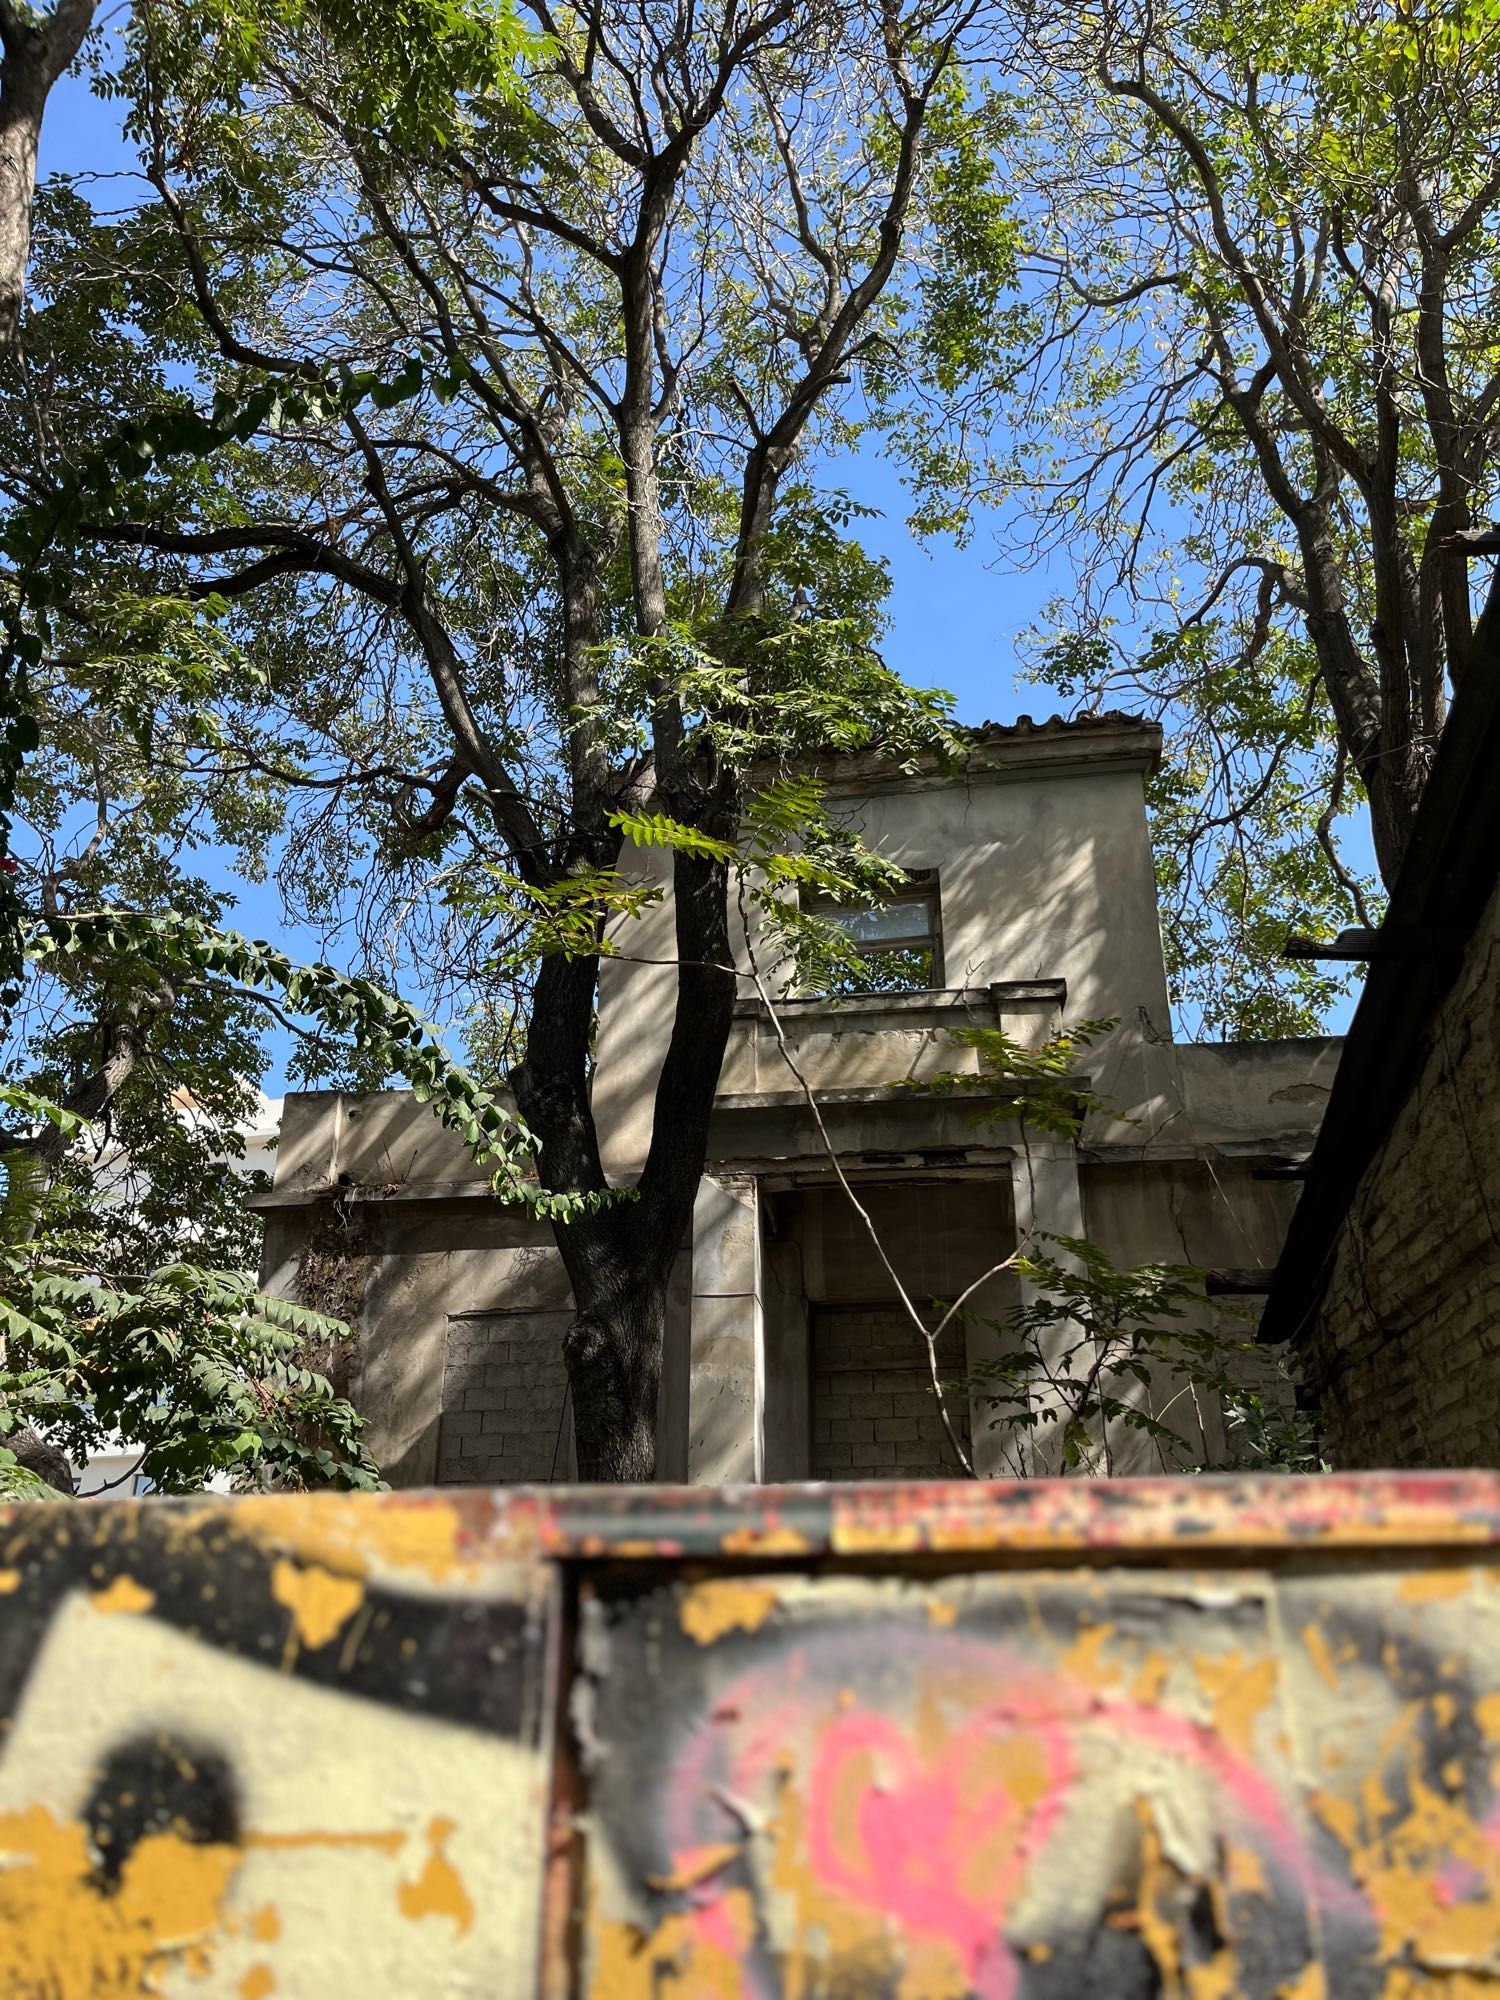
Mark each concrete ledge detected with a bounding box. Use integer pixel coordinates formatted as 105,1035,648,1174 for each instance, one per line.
247,1176,511,1210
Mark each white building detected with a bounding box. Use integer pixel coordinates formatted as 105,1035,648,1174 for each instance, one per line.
254,715,1340,1485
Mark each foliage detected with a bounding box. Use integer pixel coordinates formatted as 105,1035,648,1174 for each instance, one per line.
0,1237,382,1495
0,1081,380,1494
961,1233,1320,1477
1220,1372,1328,1475
27,910,619,1218
908,1018,1119,1138
889,0,1500,1032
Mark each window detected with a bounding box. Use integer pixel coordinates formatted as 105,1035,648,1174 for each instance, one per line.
803,871,942,994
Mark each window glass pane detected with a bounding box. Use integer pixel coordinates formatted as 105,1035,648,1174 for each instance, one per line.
838,902,932,946
826,946,934,996
807,892,934,947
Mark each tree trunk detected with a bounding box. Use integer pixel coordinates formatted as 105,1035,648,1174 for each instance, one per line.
562,1270,668,1483
513,846,737,1484
0,0,97,346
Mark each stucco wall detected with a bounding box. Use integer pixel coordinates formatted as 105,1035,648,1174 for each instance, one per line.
258,1092,567,1484
1304,871,1500,1468
591,731,1171,1180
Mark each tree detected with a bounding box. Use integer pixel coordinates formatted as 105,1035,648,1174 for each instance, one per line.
0,0,97,346
21,0,995,1478
0,1084,381,1497
0,0,609,1495
893,0,1500,1033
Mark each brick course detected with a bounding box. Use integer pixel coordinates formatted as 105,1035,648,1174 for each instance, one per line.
436,1313,570,1484
809,1305,970,1480
1306,872,1500,1467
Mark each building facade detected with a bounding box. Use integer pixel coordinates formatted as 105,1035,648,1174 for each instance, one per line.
255,713,1341,1486
1261,627,1500,1467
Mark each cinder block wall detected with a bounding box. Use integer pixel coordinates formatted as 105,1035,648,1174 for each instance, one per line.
437,1312,572,1484
1307,876,1500,1466
809,1306,970,1479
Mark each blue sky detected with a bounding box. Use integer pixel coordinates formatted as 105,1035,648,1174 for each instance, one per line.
36,58,1368,1078
40,58,1066,729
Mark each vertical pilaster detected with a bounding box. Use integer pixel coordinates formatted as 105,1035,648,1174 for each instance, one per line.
1007,1141,1087,1477
655,1234,693,1483
761,1239,811,1482
963,1176,1025,1479
686,1174,763,1484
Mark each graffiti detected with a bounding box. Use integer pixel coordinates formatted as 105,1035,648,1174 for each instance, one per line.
1,1475,1498,1996
578,1566,1500,1998
0,1497,556,1998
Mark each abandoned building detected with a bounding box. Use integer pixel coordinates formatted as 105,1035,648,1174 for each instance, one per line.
1260,629,1500,1469
254,712,1343,1486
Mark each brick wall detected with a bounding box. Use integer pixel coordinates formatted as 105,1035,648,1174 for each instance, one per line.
436,1312,571,1484
1308,872,1500,1467
810,1305,971,1479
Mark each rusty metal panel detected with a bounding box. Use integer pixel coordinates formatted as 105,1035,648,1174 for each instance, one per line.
0,1492,557,1998
575,1556,1500,1997
488,1468,1500,1562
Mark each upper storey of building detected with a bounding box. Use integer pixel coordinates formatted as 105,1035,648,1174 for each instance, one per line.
590,710,1179,1177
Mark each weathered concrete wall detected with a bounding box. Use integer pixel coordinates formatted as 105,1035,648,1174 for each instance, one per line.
1306,870,1500,1467
591,723,1171,1180
258,1104,564,1496
1080,1157,1303,1471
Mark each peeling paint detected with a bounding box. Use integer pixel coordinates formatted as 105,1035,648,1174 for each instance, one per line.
0,1501,555,1996
269,1556,364,1653
89,1574,155,1616
397,1816,474,1936
680,1579,781,1644
2,1476,1499,1996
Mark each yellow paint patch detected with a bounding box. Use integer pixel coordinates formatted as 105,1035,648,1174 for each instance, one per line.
1059,1621,1119,1688
248,1903,281,1943
239,1966,275,1999
0,1567,19,1592
679,1579,779,1645
0,1803,239,1999
927,1597,958,1628
831,1519,924,1555
397,1816,474,1938
1475,1690,1500,1741
1225,1842,1269,1900
1396,1568,1471,1604
1132,1651,1170,1706
1301,1622,1342,1693
719,1524,812,1557
241,1492,466,1583
895,1934,971,1999
270,1558,364,1652
590,1895,756,1999
90,1574,155,1616
1276,1963,1326,1999
1195,1650,1278,1756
